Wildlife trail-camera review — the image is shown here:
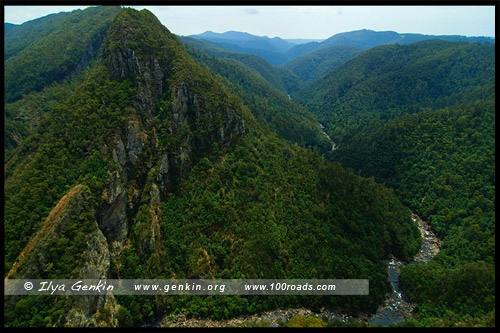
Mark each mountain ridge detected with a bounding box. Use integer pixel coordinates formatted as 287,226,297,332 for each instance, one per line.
189,28,494,66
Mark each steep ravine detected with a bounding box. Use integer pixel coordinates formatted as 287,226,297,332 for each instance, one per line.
156,213,441,327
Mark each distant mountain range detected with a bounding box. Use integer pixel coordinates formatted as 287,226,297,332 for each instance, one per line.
284,38,325,44
189,29,494,66
189,30,295,65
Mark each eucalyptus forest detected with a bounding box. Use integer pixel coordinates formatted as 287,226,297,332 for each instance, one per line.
3,6,495,328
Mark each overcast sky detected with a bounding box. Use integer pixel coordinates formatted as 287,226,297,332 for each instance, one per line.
3,5,496,39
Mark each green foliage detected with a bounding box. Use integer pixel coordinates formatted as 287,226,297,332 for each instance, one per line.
282,45,362,83
332,100,495,237
117,130,420,320
395,309,495,327
184,46,331,152
329,74,495,325
4,64,135,273
400,261,494,319
4,295,72,327
181,36,301,94
287,315,327,327
4,6,121,103
295,41,495,144
6,7,459,329
4,80,77,156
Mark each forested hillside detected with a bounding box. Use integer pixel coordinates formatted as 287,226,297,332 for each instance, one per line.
281,45,362,84
294,40,495,144
4,6,122,155
319,29,494,50
189,31,296,66
4,7,421,328
189,28,494,67
182,41,331,152
180,36,300,94
4,6,121,103
332,100,495,326
305,38,495,326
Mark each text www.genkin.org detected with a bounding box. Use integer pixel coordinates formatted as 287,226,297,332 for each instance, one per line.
135,281,338,294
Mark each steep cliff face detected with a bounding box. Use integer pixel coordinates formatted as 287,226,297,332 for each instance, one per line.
5,184,119,327
6,185,95,279
8,6,246,268
5,8,248,328
90,8,247,262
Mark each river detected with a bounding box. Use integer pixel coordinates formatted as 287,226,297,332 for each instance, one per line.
366,213,441,326
319,122,337,151
158,214,440,327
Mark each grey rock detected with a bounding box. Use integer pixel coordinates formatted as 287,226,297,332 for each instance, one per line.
65,224,116,327
150,183,160,204
110,48,140,78
112,137,127,169
110,46,164,115
80,227,111,279
98,172,128,244
126,120,147,165
170,83,190,131
155,153,170,190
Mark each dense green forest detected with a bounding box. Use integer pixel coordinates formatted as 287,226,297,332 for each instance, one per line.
331,100,495,326
281,45,362,84
182,42,331,152
3,4,495,329
303,37,495,326
4,7,423,328
294,40,495,144
4,6,122,155
180,36,301,94
4,6,121,104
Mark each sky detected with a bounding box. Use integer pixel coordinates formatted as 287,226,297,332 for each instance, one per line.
3,5,496,40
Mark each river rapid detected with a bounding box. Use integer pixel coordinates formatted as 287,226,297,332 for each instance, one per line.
366,214,441,326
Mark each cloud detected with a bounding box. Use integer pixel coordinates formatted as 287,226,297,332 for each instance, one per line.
4,6,89,24
244,8,259,15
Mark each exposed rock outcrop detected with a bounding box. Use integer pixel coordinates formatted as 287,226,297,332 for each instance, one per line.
112,136,127,172
98,171,128,244
109,46,165,115
65,226,118,327
110,47,141,78
6,184,87,279
126,119,148,166
5,184,119,327
155,153,170,192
